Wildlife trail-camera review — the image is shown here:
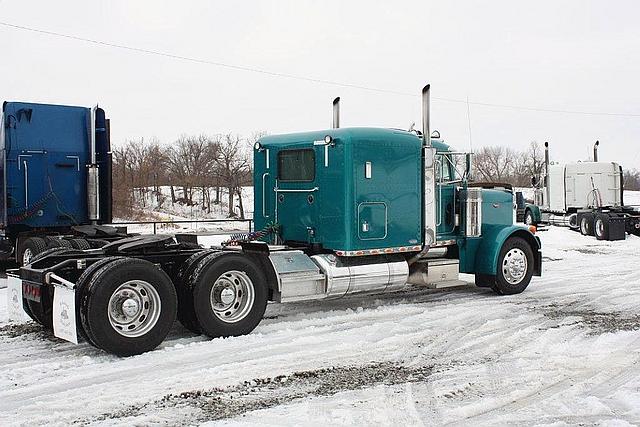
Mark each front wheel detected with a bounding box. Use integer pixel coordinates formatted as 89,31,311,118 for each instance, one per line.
524,210,535,226
492,237,534,295
191,253,268,339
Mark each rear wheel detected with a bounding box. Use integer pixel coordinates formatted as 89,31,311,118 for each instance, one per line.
81,258,177,356
492,237,534,295
594,214,609,240
175,250,219,333
192,254,268,339
70,238,91,250
76,256,126,347
18,237,47,266
580,214,594,236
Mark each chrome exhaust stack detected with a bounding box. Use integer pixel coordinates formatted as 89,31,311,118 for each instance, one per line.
593,140,599,162
421,84,436,247
87,105,100,222
332,97,340,129
544,141,550,208
422,85,431,147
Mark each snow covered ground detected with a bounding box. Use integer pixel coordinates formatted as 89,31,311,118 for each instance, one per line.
1,227,640,426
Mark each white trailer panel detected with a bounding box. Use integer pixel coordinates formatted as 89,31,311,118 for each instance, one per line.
564,162,621,209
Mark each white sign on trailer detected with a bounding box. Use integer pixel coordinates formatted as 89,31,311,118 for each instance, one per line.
7,275,27,322
52,285,78,344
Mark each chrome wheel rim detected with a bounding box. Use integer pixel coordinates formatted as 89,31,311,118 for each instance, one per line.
502,248,528,285
595,219,604,237
525,213,533,225
108,280,161,337
22,248,33,265
210,270,255,323
581,218,588,234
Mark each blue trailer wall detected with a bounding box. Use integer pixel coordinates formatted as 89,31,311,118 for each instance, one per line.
1,102,93,231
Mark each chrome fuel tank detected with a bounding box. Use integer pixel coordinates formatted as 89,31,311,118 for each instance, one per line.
311,254,409,299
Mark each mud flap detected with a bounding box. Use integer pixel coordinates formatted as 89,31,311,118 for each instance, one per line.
7,275,27,322
52,284,78,344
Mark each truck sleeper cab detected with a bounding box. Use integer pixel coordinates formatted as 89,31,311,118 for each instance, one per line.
523,141,640,240
12,85,541,356
1,101,120,266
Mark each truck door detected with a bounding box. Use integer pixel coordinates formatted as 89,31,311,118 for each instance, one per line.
13,151,47,224
435,153,456,239
274,146,320,244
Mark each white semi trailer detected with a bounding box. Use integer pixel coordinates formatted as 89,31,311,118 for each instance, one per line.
523,141,640,240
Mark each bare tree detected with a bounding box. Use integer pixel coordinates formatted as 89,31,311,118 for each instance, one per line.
474,146,517,182
624,169,640,191
216,134,251,218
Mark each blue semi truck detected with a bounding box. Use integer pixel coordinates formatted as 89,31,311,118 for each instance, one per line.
12,85,542,356
1,101,123,265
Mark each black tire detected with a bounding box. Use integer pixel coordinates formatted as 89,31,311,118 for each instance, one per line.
594,214,609,241
59,239,73,249
474,273,495,288
25,248,84,327
77,256,126,347
81,258,177,356
46,238,63,248
18,237,47,266
175,250,219,333
580,214,594,236
70,238,91,250
31,246,84,263
524,210,535,226
88,239,109,249
192,253,268,339
492,237,534,295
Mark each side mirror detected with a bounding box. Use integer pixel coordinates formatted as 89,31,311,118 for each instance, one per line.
465,153,473,181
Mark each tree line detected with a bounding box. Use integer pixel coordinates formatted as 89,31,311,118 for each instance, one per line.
113,133,261,219
473,141,640,190
113,136,640,220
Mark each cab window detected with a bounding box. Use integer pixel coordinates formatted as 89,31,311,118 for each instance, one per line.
435,154,452,182
278,149,315,182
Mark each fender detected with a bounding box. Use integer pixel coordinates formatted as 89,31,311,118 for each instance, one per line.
525,203,541,224
473,224,542,276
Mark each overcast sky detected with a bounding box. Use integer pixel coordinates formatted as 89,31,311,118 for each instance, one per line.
1,0,639,169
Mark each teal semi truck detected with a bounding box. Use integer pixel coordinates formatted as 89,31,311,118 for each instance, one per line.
10,85,541,356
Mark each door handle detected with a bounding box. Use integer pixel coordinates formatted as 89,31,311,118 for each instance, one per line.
23,160,28,208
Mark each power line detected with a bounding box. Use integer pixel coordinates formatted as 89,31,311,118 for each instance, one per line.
1,20,640,119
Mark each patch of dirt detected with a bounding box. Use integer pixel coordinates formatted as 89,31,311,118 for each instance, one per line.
0,322,43,338
535,303,640,335
563,247,607,255
86,362,433,424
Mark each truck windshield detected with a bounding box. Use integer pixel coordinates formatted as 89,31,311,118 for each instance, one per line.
278,149,315,182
